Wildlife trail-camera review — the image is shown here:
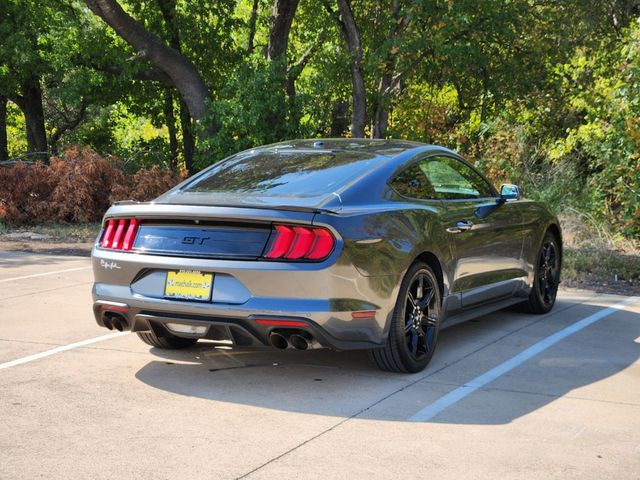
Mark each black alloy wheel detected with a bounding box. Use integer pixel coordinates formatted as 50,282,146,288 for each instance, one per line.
369,262,441,373
518,231,561,314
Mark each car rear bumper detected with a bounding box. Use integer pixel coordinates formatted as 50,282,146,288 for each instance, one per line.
91,247,397,350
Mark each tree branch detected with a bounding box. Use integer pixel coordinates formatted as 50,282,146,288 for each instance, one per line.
50,105,87,151
247,0,260,54
83,0,212,123
286,30,328,83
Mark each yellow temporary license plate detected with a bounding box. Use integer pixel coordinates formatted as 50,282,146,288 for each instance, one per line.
164,270,213,301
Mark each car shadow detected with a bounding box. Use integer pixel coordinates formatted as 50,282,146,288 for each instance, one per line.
134,295,640,424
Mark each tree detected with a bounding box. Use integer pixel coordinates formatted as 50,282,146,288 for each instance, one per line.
0,1,49,156
266,0,300,61
0,96,7,160
325,0,366,137
83,0,214,131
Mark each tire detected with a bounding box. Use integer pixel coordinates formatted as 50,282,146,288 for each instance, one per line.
136,330,198,349
369,262,442,373
518,231,561,314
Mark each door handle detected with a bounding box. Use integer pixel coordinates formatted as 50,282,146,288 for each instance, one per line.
446,220,474,234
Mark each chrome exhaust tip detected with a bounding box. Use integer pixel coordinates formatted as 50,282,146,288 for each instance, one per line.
107,314,129,332
269,332,289,350
289,334,311,351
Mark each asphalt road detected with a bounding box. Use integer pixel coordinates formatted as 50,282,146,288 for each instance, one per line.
1,251,639,480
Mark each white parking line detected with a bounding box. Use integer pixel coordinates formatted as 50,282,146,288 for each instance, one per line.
0,266,91,283
409,296,639,422
0,332,129,370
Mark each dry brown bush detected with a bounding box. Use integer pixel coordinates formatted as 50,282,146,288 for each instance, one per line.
0,146,182,225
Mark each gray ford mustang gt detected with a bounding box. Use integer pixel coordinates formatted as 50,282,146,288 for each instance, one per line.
91,138,561,373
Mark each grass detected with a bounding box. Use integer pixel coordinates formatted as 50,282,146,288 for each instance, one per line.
563,248,640,291
0,222,100,242
558,208,640,294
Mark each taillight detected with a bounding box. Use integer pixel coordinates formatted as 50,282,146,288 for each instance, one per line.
264,224,336,261
99,218,139,251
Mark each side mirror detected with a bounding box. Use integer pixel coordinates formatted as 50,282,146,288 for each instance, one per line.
500,184,521,201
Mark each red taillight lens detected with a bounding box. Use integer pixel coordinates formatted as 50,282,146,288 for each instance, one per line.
100,218,139,251
265,225,295,258
287,226,315,259
264,224,335,261
101,219,116,248
306,228,334,259
122,219,139,251
111,219,127,249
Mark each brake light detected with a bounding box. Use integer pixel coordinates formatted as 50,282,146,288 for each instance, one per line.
264,224,335,261
264,225,295,258
99,218,139,251
101,220,116,248
122,219,139,250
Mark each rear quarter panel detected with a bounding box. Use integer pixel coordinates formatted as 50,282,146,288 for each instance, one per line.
314,203,455,300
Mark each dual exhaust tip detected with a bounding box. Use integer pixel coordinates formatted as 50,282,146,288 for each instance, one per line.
103,313,130,332
269,332,317,351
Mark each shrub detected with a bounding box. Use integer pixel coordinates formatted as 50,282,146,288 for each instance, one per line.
0,161,55,224
0,146,183,225
48,146,129,223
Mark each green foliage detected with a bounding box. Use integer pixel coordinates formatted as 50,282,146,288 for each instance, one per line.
0,0,638,242
198,57,310,167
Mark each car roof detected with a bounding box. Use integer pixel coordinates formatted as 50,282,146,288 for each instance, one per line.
156,139,463,212
262,138,430,158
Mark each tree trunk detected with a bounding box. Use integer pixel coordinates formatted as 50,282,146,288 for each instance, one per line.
371,0,408,139
266,0,300,61
247,0,260,54
329,99,350,136
179,99,195,173
157,0,196,170
164,90,179,169
336,0,366,138
372,74,393,139
84,0,214,134
0,96,8,160
20,77,48,155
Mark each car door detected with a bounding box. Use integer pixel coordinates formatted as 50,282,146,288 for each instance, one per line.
419,155,527,307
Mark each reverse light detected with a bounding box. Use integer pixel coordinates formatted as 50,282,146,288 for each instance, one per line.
99,218,139,251
264,224,335,261
166,323,208,335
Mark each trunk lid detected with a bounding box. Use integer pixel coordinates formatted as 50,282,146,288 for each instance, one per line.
100,203,318,260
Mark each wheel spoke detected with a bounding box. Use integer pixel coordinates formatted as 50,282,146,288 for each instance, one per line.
408,330,418,354
407,292,417,309
423,314,438,327
417,275,424,300
418,287,435,309
404,320,414,334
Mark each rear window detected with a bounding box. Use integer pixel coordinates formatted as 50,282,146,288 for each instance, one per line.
182,150,379,197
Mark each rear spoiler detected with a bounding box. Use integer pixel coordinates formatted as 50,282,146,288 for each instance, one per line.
111,200,339,215
103,202,337,227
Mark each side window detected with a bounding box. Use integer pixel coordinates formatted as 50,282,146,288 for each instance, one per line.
389,164,436,200
420,156,494,200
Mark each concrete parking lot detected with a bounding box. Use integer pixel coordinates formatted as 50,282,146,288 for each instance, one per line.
1,250,639,479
